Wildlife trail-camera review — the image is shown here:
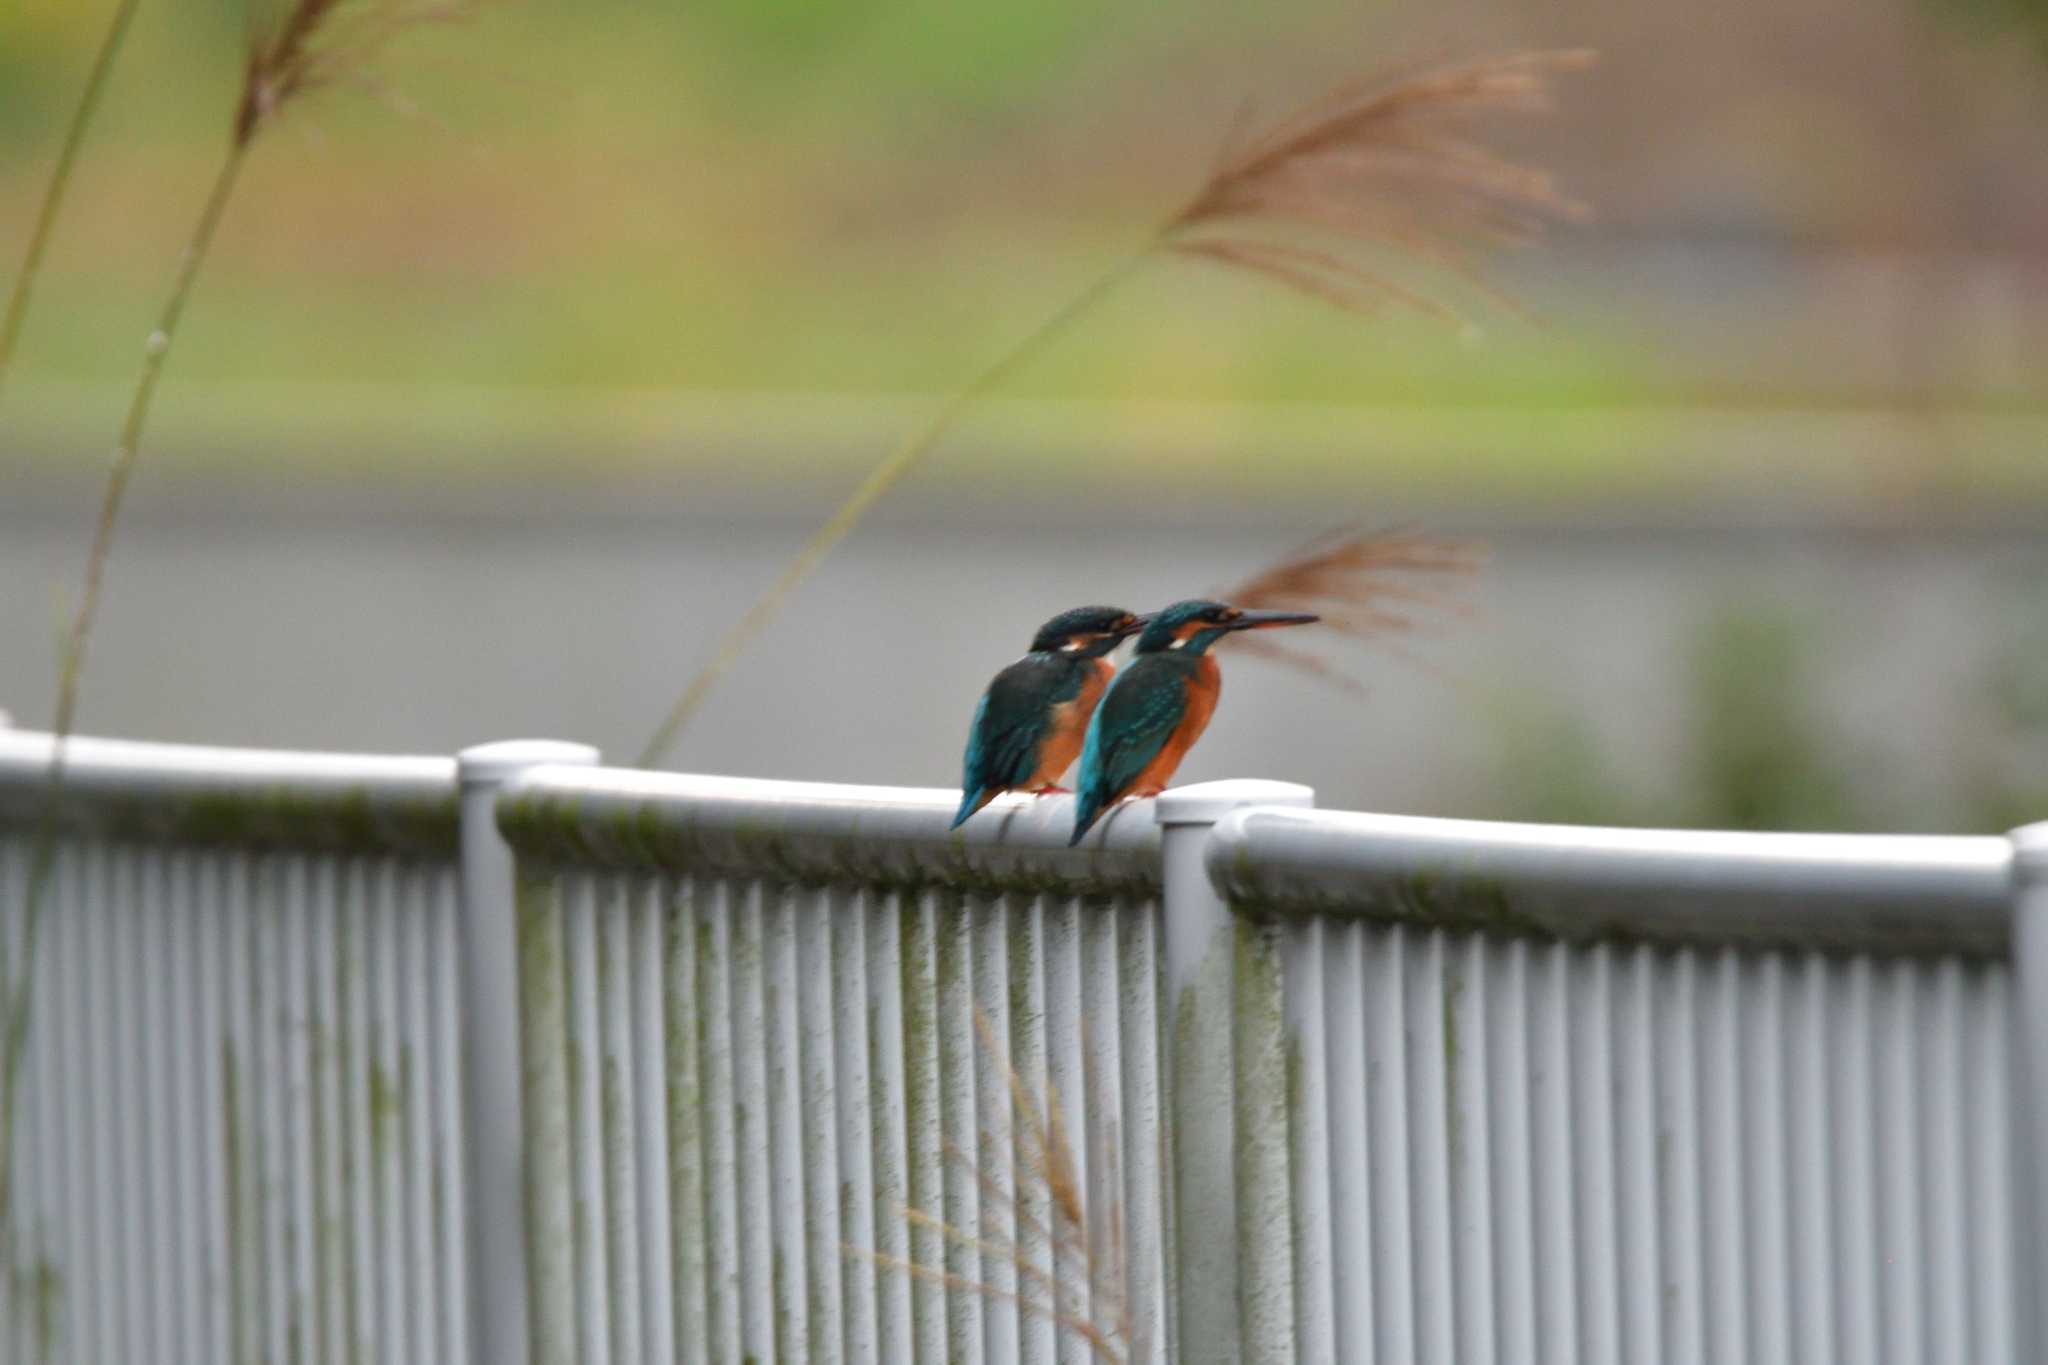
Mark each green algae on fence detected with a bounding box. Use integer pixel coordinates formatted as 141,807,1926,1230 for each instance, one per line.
1,1244,61,1364
515,869,575,1365
0,786,458,856
494,790,1158,902
1230,916,1295,1364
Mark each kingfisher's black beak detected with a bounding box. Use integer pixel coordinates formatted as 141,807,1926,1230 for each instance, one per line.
1226,609,1319,631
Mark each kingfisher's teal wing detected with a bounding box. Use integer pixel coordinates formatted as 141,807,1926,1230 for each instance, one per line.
953,654,1082,828
1069,654,1192,843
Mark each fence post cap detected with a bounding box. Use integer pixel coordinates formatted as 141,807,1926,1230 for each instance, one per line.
2017,822,2048,875
458,739,601,787
1154,779,1315,827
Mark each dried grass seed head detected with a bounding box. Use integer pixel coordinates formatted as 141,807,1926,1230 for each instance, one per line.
239,0,475,144
1215,527,1484,691
1167,49,1595,321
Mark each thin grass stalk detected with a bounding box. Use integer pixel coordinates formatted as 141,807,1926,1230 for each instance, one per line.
2,1,482,1249
0,138,251,1241
636,249,1151,766
0,0,145,395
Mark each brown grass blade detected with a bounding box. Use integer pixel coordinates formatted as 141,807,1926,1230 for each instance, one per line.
846,1248,1127,1364
1175,237,1459,321
859,1006,1132,1361
895,1204,1065,1303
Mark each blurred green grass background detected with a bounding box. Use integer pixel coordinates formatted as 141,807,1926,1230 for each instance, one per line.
4,0,2046,504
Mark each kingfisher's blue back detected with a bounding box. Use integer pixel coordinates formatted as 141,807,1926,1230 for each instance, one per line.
1069,598,1318,844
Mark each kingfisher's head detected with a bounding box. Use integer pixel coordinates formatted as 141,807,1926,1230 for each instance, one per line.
1133,599,1319,656
1029,606,1150,659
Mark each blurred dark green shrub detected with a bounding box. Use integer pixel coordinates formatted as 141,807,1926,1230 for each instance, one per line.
1681,600,1865,831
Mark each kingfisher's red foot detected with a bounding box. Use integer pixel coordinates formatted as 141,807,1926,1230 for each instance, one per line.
1031,785,1072,796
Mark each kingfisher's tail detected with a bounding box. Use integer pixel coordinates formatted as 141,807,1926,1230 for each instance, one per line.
1068,793,1104,846
950,787,991,830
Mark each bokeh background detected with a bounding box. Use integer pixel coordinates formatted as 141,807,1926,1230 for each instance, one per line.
3,0,2045,828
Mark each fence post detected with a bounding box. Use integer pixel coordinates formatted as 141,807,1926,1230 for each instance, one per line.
457,740,600,1365
1155,779,1314,1365
2014,821,2048,1361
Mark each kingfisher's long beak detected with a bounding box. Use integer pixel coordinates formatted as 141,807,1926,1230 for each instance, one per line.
1226,609,1319,631
1119,612,1156,637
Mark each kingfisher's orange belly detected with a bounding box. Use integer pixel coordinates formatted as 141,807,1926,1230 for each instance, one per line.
1127,657,1220,796
1023,658,1113,790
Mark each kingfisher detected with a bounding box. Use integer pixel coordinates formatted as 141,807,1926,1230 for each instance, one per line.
1068,599,1318,845
951,605,1152,829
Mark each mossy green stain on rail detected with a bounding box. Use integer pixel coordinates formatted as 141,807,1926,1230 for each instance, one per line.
0,785,458,855
497,790,1158,900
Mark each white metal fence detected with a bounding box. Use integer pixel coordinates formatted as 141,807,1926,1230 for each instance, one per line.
1210,807,2021,1365
0,732,467,1365
1,725,2043,1364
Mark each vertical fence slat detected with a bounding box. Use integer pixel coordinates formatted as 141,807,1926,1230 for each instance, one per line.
1570,944,1620,1365
517,863,575,1365
1283,916,1335,1364
1405,929,1455,1365
1741,954,1793,1365
831,884,878,1365
1449,934,1497,1365
795,886,843,1365
1970,966,2017,1365
702,876,745,1361
1118,898,1170,1365
434,866,470,1365
665,874,710,1363
1831,956,1881,1364
373,862,410,1365
1081,896,1131,1365
1921,959,1969,1365
1366,925,1417,1365
972,895,1020,1365
1698,948,1747,1365
402,865,443,1365
1787,955,1835,1365
600,876,643,1365
765,882,810,1364
867,888,915,1362
634,877,676,1365
1877,960,1926,1365
1530,941,1579,1365
934,891,981,1365
1613,944,1662,1365
1324,921,1377,1365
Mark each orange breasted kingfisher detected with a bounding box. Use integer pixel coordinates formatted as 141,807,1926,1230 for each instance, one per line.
951,605,1152,829
1068,599,1318,845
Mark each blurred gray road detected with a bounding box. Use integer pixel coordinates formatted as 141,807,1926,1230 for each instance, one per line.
2,479,2037,825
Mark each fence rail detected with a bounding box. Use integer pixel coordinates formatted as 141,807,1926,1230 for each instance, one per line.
0,724,2041,1363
